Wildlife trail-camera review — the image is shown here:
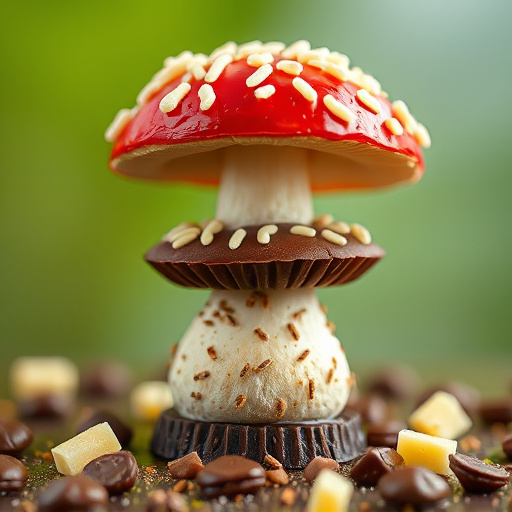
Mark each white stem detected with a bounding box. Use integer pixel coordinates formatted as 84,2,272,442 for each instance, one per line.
215,146,313,229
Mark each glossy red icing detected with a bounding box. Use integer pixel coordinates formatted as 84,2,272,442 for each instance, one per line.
110,57,424,186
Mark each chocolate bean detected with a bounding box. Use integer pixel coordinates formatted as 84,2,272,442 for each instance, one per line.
167,451,204,479
303,457,339,483
196,455,265,499
449,453,510,493
377,466,451,505
502,433,512,459
416,381,481,418
38,474,109,511
346,394,388,425
81,361,133,398
366,420,406,448
0,454,28,491
480,399,512,424
365,365,419,400
18,394,72,419
0,419,33,454
146,489,186,512
76,410,133,447
350,447,404,487
83,451,138,495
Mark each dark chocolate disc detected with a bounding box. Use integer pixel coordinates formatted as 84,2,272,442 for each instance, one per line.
145,223,384,290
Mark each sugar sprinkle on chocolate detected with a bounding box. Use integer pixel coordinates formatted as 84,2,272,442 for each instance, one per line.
193,371,210,381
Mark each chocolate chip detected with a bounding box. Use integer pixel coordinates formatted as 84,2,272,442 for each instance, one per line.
479,399,512,424
502,433,512,459
0,419,33,454
346,394,388,425
18,394,73,419
196,455,265,499
377,466,451,506
81,361,133,398
366,420,406,449
146,489,186,512
449,453,510,493
350,447,404,487
0,454,28,492
83,451,138,495
167,452,204,479
76,410,133,447
365,365,419,400
416,381,481,418
303,457,339,483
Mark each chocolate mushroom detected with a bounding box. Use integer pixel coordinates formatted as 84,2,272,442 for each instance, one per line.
106,41,429,439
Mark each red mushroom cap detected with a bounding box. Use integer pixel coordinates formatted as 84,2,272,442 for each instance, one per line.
106,41,430,192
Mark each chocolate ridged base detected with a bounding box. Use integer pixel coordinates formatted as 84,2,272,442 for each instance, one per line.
150,408,365,469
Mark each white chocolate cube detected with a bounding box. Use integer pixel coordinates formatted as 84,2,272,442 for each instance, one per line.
397,429,457,475
10,357,79,400
409,391,472,439
131,381,173,421
306,469,353,512
51,422,121,476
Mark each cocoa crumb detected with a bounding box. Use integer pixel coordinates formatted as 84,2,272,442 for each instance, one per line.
276,399,287,419
254,327,269,341
297,349,310,361
193,370,210,381
292,308,306,320
240,363,250,378
235,394,247,409
264,454,282,469
172,479,187,493
280,488,297,506
190,392,202,400
287,323,300,340
203,320,214,327
326,368,335,384
219,299,235,314
308,379,315,400
207,346,217,360
253,359,273,372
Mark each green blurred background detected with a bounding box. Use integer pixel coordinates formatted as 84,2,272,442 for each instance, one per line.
1,1,511,390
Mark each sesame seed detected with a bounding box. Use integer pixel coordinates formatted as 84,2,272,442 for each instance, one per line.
104,108,133,142
384,117,404,136
391,100,418,135
172,230,200,249
198,84,216,111
240,363,250,378
180,72,192,83
235,394,247,409
257,224,278,244
229,228,247,250
200,219,224,246
254,328,269,341
159,83,192,114
207,346,217,361
324,94,354,123
264,454,282,469
247,52,274,67
191,392,202,400
327,221,350,235
308,379,315,400
163,50,194,68
205,54,233,83
209,41,237,61
287,323,300,341
326,51,350,68
261,41,286,54
306,59,327,71
297,349,310,362
281,40,311,59
190,63,206,81
321,229,348,246
324,63,350,82
350,223,372,245
292,77,317,103
326,368,334,385
276,60,303,76
313,213,334,227
254,84,276,99
414,122,431,148
292,308,307,319
356,89,381,114
290,225,316,237
253,359,273,372
235,40,263,60
297,47,330,64
276,399,287,419
193,370,210,381
246,63,273,87
163,225,201,243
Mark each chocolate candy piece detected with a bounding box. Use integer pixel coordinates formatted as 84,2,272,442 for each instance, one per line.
0,454,28,491
449,453,510,493
365,365,419,400
18,393,73,419
479,399,512,424
303,457,339,483
377,466,451,505
38,474,109,511
167,452,204,479
0,419,33,454
196,455,265,499
146,489,186,512
346,394,388,425
83,451,138,495
366,420,406,448
502,433,512,459
350,447,404,487
81,361,133,398
76,410,133,447
265,467,290,485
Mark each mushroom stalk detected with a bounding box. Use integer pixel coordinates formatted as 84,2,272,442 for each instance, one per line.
215,146,313,229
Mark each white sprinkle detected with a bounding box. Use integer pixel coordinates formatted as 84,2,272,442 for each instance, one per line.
323,94,354,123
260,41,286,54
321,229,348,246
209,41,237,61
306,59,327,71
350,224,372,245
292,77,317,103
326,51,350,68
172,231,200,249
276,60,303,76
159,83,191,113
205,54,233,83
384,117,404,136
254,84,276,99
235,40,263,60
190,63,206,81
104,108,132,142
282,40,311,59
198,84,216,111
200,220,224,246
360,74,383,96
163,50,193,68
414,122,431,148
257,225,278,244
327,221,350,235
356,89,381,114
164,226,201,244
247,52,274,67
324,63,350,82
246,64,273,87
297,47,330,64
313,213,334,226
229,229,247,250
290,225,316,237
391,100,418,135
181,72,192,83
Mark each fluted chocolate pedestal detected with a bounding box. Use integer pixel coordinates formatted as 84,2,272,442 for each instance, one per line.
151,408,365,469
